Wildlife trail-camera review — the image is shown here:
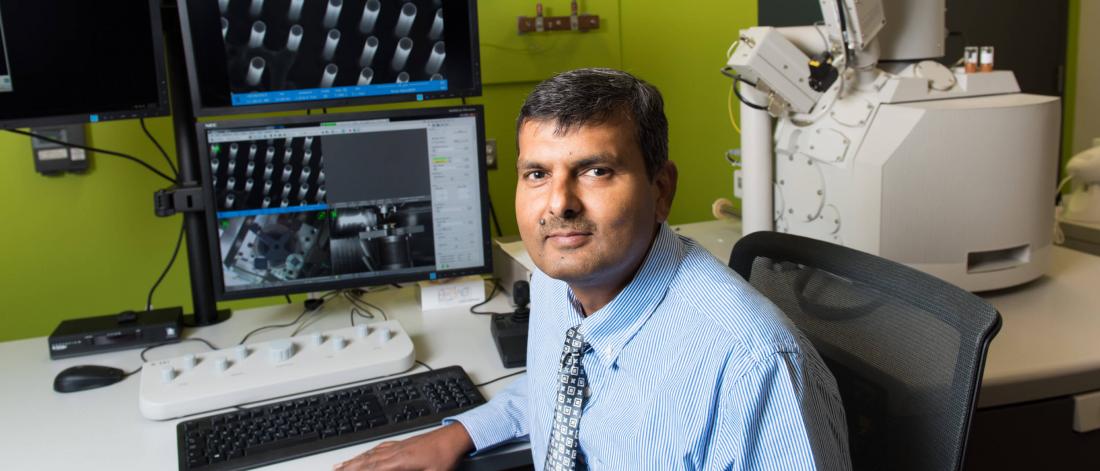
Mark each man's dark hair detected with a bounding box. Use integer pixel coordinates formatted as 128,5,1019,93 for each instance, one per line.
517,68,669,179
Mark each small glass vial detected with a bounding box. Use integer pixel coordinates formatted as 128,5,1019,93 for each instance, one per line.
964,46,979,74
980,46,995,72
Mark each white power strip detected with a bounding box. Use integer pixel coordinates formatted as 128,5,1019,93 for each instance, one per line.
139,320,415,420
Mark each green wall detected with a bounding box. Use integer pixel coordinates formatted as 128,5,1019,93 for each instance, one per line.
0,1,1080,342
1063,0,1081,167
0,1,756,342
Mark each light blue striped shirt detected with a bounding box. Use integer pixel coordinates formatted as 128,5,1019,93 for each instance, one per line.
450,223,851,470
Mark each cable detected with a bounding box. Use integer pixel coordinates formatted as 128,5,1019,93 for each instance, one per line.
345,288,385,319
470,279,508,316
487,198,504,237
238,308,310,344
289,306,324,336
146,219,186,311
723,36,746,133
727,84,741,134
238,300,323,345
1053,175,1076,246
415,360,434,371
5,128,176,183
1057,175,1074,195
726,40,739,60
139,118,179,177
732,77,769,111
289,291,343,336
344,290,387,320
350,305,374,326
347,302,375,322
811,22,832,52
142,338,220,362
789,65,846,128
123,337,220,377
475,369,526,387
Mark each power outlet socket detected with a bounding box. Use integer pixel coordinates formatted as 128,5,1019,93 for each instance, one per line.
734,169,744,199
485,138,498,170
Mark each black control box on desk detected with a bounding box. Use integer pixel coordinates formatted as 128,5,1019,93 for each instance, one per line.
48,307,183,359
490,280,530,368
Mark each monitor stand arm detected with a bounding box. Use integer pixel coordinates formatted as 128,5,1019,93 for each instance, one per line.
155,2,230,328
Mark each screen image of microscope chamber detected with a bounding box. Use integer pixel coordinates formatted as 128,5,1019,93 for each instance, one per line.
329,201,435,275
220,0,450,93
218,200,436,290
219,211,334,289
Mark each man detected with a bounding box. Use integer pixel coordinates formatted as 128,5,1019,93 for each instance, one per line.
337,68,850,470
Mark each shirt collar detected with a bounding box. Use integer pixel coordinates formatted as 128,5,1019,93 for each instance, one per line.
567,222,685,368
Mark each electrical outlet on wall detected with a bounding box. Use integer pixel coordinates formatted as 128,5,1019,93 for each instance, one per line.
734,169,744,199
485,138,498,170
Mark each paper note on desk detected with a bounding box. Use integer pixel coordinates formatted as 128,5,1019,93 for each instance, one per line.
418,274,487,311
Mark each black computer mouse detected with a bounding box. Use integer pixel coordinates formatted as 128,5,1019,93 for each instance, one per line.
53,365,127,393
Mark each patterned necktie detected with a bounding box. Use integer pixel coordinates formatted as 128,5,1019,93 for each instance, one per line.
545,325,589,471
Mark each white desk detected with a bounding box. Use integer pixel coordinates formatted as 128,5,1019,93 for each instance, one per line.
973,246,1100,407
0,286,523,471
3,219,1099,470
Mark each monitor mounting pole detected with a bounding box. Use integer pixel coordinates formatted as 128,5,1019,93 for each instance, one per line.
157,2,231,327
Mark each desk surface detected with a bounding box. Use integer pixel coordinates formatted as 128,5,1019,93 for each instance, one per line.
0,286,523,471
2,219,1099,469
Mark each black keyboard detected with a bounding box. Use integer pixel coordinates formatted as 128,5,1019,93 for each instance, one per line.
177,366,486,471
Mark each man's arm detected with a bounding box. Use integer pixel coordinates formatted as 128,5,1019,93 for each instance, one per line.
334,372,531,470
442,371,531,452
706,352,850,471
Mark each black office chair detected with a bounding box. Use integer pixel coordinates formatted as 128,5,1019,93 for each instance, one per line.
729,231,1001,471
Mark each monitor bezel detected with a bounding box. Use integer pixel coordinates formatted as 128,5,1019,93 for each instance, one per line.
195,104,493,301
177,0,483,118
0,0,171,130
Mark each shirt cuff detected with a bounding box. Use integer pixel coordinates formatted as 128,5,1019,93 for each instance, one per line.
443,404,521,454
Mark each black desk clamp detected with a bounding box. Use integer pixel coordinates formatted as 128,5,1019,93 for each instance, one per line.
153,184,205,217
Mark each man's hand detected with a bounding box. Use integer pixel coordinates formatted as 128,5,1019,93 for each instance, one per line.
333,423,475,471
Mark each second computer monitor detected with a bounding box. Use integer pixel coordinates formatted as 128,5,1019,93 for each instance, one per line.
0,0,169,128
179,0,481,116
197,105,491,300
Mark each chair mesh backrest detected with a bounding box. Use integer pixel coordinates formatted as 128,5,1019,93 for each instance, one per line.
729,232,1001,471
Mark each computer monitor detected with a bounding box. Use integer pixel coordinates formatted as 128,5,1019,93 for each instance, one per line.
196,105,492,300
179,0,481,117
0,0,170,129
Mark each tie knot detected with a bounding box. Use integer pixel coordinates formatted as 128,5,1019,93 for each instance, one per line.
564,326,587,355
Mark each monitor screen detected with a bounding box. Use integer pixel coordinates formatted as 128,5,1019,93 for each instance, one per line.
0,0,170,129
197,105,491,300
179,0,481,117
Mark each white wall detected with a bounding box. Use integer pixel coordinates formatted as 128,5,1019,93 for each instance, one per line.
1073,0,1100,153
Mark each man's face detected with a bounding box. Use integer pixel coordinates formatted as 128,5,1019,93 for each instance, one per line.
515,117,676,287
